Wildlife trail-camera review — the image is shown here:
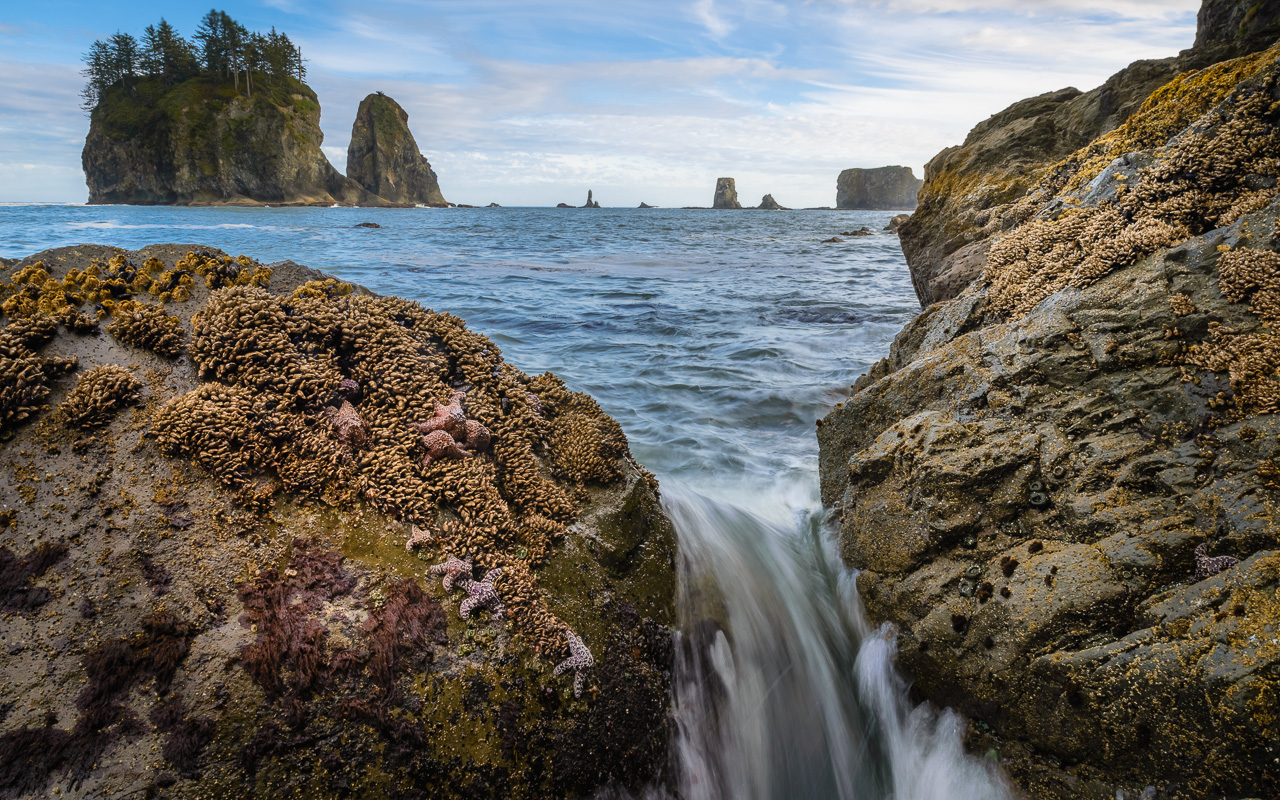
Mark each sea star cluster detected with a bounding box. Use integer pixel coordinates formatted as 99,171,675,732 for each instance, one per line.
428,555,472,591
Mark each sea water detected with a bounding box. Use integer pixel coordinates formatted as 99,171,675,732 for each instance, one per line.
0,205,1011,799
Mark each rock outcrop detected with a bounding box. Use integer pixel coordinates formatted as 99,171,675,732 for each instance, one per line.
757,194,787,210
835,167,921,210
346,92,447,207
581,190,600,208
83,76,379,206
638,202,655,209
712,178,741,209
0,244,677,799
885,213,910,232
900,2,1280,307
819,35,1280,800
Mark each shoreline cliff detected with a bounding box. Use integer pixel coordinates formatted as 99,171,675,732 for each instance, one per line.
818,2,1280,798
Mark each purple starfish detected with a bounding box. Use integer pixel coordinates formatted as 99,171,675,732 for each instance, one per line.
458,568,504,620
410,391,468,439
1194,542,1240,581
464,419,492,453
428,554,472,591
324,400,367,448
553,630,594,698
419,429,472,467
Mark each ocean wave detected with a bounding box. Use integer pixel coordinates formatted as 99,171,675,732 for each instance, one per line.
66,221,268,230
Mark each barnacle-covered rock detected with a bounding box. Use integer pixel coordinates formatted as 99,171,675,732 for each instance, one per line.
0,243,676,800
59,364,142,428
820,31,1280,800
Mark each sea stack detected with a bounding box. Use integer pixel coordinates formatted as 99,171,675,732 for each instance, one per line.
581,190,601,208
346,92,447,207
834,167,921,210
757,194,787,210
82,75,374,206
712,178,742,209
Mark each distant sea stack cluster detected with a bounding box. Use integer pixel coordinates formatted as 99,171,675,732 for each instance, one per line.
80,13,446,207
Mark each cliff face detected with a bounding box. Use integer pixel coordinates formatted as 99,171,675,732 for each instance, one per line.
346,93,447,207
835,166,921,209
818,37,1280,800
0,245,677,799
900,4,1280,307
82,76,380,206
712,178,741,209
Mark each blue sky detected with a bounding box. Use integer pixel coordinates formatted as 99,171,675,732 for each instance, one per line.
0,0,1200,206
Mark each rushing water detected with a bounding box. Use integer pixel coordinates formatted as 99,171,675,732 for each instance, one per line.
0,204,1010,798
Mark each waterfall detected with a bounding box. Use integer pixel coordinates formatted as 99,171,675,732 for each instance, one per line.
666,486,1012,800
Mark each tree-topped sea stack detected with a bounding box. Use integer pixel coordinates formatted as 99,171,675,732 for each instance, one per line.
346,92,447,207
0,244,677,799
80,12,375,206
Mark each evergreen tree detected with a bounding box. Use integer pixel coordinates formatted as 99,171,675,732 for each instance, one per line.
80,39,114,110
194,9,230,76
82,11,304,111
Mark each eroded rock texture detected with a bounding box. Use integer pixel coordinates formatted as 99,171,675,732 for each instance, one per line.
819,42,1280,800
0,244,676,799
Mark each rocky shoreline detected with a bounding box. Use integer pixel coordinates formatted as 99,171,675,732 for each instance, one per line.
819,6,1280,798
0,244,675,799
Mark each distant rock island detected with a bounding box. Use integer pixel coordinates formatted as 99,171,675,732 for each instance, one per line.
757,194,787,210
835,166,921,210
712,178,741,209
347,92,447,207
582,190,601,208
80,15,445,207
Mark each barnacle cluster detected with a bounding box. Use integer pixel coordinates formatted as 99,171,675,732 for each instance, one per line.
174,249,272,290
105,300,185,357
60,364,142,428
0,252,209,339
153,282,640,655
0,314,76,432
983,48,1280,318
1186,248,1280,413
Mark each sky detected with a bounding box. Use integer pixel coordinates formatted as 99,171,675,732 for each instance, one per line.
0,0,1201,207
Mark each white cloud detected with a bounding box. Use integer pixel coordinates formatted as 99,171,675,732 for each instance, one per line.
690,0,736,39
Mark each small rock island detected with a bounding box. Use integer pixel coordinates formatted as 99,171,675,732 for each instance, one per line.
712,177,742,209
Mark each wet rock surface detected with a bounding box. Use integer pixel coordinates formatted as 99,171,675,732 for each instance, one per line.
819,41,1280,800
0,244,676,799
